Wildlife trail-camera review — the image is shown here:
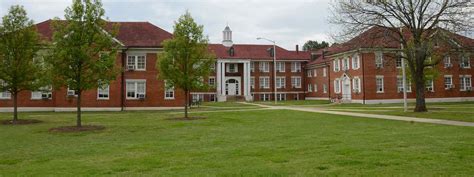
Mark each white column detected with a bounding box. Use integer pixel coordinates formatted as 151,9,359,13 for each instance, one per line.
216,60,222,95
217,61,226,102
244,61,252,101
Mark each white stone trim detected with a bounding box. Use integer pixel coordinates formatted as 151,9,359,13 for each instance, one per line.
305,97,330,100
364,97,474,104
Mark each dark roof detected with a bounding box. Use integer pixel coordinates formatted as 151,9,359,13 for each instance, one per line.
312,26,474,59
208,44,311,60
35,19,173,48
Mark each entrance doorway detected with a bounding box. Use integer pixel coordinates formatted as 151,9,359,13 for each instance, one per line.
225,78,240,96
342,76,351,101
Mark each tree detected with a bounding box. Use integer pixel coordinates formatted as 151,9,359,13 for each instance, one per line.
49,0,118,127
158,11,215,119
303,40,330,51
331,0,473,112
0,5,45,124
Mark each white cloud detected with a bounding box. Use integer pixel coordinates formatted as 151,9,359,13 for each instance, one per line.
0,0,334,49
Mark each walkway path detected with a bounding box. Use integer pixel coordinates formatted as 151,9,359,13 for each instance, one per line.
240,102,474,127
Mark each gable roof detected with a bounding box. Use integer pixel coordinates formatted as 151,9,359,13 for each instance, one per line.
208,44,311,61
35,19,173,48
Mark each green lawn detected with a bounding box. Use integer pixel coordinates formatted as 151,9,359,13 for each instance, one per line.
323,102,474,122
255,100,330,106
0,110,473,176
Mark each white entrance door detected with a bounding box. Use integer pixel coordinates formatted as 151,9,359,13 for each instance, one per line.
342,77,351,101
225,78,240,96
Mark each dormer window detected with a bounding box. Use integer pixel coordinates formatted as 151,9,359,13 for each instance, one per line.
229,47,235,56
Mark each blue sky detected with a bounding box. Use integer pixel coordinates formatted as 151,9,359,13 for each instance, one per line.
0,0,334,50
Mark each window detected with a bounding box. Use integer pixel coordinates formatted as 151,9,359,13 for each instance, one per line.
307,69,312,77
97,84,110,100
342,57,350,71
352,54,360,69
376,75,384,93
323,68,327,77
227,63,238,73
276,62,285,72
314,84,318,92
209,94,216,102
323,84,327,93
460,75,472,91
444,75,453,90
397,76,412,93
259,77,270,89
308,84,312,92
0,80,10,99
250,77,255,89
164,81,175,99
375,51,383,68
333,59,340,72
250,62,255,72
425,79,434,92
352,77,361,93
334,79,341,93
208,77,215,86
259,62,270,72
210,63,216,71
460,54,470,68
276,77,286,89
291,62,301,72
67,87,77,96
276,93,286,101
444,55,452,68
192,94,204,102
291,77,301,88
126,80,146,99
396,56,402,68
127,54,146,71
260,94,270,101
31,86,52,100
313,69,317,77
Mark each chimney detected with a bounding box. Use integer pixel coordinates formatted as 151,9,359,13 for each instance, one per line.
296,45,299,54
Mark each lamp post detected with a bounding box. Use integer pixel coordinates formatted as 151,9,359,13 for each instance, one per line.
257,37,277,104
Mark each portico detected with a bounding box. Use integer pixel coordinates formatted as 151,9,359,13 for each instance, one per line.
216,59,253,102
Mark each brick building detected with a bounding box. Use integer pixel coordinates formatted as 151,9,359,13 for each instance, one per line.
305,27,474,104
1,21,473,111
0,21,309,111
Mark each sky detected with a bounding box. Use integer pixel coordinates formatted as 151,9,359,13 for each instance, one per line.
0,0,335,50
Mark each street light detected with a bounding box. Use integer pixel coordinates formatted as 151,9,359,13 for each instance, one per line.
257,37,277,104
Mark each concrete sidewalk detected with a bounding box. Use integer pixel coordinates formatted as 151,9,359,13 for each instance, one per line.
240,102,474,127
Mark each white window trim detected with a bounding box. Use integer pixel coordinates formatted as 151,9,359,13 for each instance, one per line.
376,75,384,93
460,75,472,91
250,62,255,72
260,76,270,89
291,76,302,88
333,59,340,72
126,79,146,100
127,54,147,71
342,57,350,71
259,62,270,73
444,75,453,90
164,81,175,100
460,55,471,69
352,77,361,93
307,84,312,92
375,51,383,68
323,68,327,77
443,55,452,68
334,79,341,94
313,69,317,77
314,84,318,92
208,76,216,86
97,84,110,100
250,76,255,89
352,54,360,70
323,84,327,93
396,76,412,93
277,62,285,72
291,62,301,72
276,76,286,89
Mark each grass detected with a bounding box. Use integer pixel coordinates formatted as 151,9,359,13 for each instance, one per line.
0,109,473,176
323,102,474,122
255,100,330,106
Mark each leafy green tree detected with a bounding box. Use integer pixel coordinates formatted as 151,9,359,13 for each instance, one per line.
49,0,118,127
303,40,330,51
158,11,215,119
0,5,46,123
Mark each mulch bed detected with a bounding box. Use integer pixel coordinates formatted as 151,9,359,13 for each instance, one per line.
49,125,105,133
1,119,43,125
166,116,207,121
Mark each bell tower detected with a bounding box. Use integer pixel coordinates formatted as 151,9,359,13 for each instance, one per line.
222,25,233,47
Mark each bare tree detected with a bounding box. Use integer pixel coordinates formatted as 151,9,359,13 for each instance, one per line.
331,0,473,112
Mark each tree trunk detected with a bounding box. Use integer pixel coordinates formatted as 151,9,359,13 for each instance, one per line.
76,90,82,127
184,89,188,119
12,92,18,124
414,75,427,112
